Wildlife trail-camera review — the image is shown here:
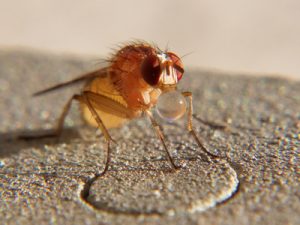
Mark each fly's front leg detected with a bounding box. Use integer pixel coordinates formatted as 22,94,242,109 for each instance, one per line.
181,91,219,159
145,110,178,170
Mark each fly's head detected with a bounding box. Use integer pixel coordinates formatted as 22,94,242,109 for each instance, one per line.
141,51,184,91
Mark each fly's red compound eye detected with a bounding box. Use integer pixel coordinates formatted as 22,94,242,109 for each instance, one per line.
141,54,162,86
167,52,184,81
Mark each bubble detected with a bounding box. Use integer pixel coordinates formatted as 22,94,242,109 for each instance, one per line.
156,90,187,121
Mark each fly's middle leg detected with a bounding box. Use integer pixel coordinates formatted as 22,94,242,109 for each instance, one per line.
145,110,179,170
77,93,114,175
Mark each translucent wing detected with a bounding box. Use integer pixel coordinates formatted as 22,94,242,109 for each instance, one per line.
33,68,109,96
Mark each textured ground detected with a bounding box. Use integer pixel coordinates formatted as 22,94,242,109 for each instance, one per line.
0,50,299,225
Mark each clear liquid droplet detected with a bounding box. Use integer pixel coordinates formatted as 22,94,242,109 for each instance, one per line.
156,90,187,121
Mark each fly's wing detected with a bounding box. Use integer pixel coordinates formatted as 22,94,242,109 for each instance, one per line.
33,68,109,96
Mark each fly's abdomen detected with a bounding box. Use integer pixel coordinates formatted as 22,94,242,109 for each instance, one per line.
81,76,130,129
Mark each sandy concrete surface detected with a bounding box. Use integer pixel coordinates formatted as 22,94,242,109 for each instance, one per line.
0,50,299,225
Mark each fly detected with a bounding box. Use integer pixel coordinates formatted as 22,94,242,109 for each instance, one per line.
30,41,217,175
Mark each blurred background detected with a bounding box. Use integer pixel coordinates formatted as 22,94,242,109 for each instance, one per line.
1,0,299,79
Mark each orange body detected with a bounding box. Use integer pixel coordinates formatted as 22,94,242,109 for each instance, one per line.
82,43,179,128
33,41,184,130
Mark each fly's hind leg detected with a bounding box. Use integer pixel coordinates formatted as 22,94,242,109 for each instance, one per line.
181,91,219,160
145,110,178,170
20,95,77,139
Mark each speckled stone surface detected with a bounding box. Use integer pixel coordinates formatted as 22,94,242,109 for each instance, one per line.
0,50,299,225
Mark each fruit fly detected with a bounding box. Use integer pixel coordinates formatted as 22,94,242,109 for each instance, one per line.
32,41,215,175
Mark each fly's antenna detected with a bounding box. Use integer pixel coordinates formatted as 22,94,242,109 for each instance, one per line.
164,41,170,52
179,51,194,60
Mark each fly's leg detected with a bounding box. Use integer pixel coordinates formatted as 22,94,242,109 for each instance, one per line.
145,110,178,170
19,95,77,139
76,93,114,175
54,95,76,137
24,89,132,174
181,91,219,160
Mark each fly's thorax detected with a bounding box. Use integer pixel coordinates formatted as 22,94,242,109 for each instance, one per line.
107,42,184,111
109,47,156,110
